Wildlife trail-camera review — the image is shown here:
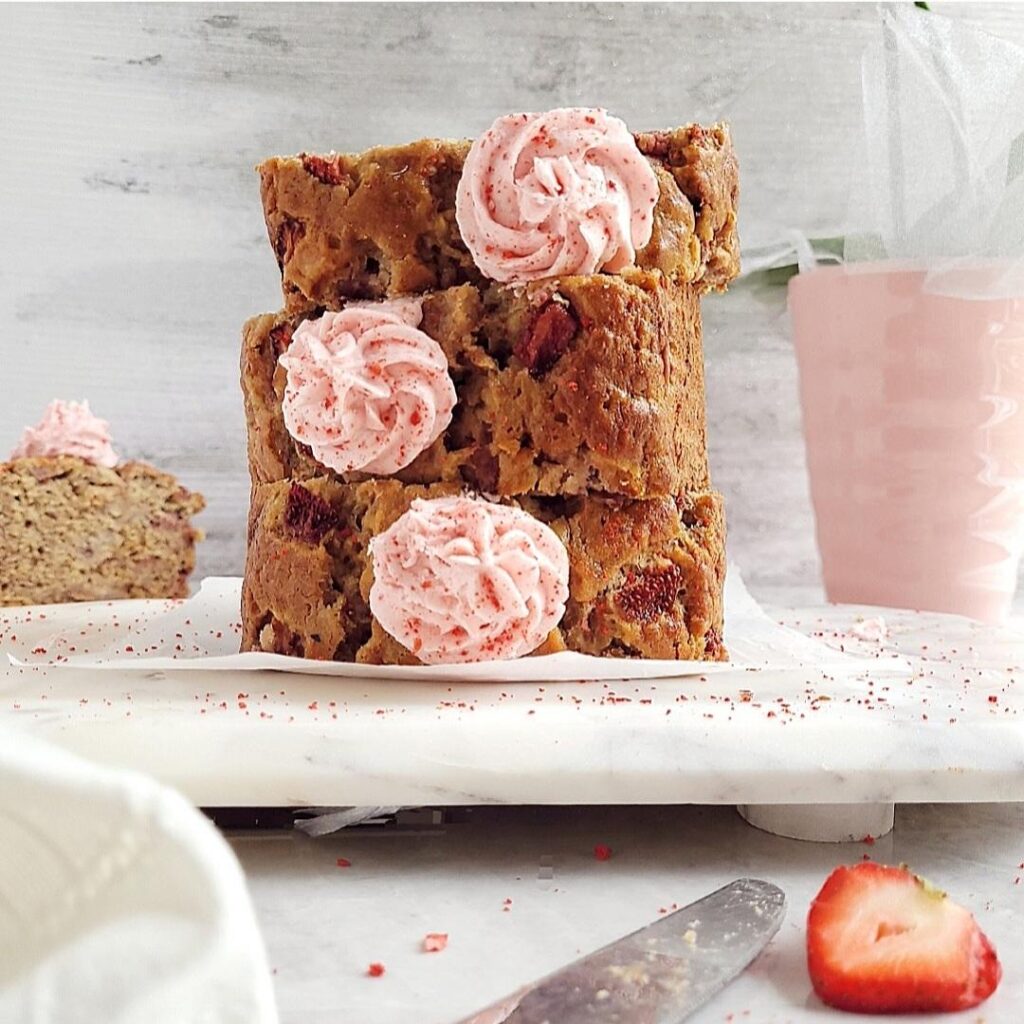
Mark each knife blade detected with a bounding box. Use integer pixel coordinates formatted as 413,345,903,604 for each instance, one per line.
457,877,785,1024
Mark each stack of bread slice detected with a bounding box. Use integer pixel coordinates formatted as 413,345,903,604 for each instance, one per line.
240,112,738,665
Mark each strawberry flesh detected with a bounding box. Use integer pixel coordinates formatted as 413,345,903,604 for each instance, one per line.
807,862,1001,1013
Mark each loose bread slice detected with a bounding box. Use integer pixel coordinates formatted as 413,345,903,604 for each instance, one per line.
0,456,205,606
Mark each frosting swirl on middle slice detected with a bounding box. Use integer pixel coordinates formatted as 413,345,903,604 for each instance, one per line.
279,300,456,475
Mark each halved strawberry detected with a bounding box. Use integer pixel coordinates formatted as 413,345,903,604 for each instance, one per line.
807,862,1001,1013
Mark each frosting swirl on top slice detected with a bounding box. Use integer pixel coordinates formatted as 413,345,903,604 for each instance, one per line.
10,400,119,467
369,495,570,664
279,300,457,475
455,107,659,284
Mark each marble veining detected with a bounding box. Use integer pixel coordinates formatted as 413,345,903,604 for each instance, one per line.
2,601,1022,808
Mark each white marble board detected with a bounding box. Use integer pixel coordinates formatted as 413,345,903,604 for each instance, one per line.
2,597,1022,810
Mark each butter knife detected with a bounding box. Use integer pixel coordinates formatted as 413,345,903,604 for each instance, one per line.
457,877,785,1024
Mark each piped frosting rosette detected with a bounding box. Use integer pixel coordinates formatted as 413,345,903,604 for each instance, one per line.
455,107,659,284
369,495,570,664
10,400,119,467
279,299,457,475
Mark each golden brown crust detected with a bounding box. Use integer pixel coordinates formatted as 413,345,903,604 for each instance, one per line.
241,272,710,499
634,124,741,295
241,478,726,663
259,123,739,310
0,456,205,606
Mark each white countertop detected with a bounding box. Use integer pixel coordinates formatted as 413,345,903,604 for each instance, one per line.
228,802,1024,1023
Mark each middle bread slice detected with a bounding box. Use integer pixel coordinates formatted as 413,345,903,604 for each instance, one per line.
242,269,709,499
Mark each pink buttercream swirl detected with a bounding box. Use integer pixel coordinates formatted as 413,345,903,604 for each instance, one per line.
455,107,659,284
279,300,457,475
9,400,119,467
369,496,570,664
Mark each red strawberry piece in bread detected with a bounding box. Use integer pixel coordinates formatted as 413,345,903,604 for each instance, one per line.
807,863,1001,1013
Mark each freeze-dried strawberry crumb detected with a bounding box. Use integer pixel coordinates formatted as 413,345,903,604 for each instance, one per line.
617,564,686,623
367,962,385,977
423,933,448,953
284,483,343,543
275,217,305,266
268,322,294,356
301,153,350,187
594,844,613,861
336,857,351,868
515,300,579,377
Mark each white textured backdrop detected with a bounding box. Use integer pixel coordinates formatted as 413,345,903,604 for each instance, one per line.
3,2,1024,604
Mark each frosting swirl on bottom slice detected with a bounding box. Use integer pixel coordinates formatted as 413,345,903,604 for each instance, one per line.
369,495,570,664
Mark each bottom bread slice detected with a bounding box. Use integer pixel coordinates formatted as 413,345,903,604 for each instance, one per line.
0,456,205,606
242,478,726,663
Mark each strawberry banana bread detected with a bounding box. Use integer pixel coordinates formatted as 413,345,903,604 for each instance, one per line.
242,270,709,498
260,120,739,309
0,402,204,606
241,478,726,664
243,107,735,665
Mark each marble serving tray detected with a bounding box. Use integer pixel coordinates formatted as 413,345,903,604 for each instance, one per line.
1,587,1022,840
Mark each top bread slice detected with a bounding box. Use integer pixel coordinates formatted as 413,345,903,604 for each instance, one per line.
259,123,739,310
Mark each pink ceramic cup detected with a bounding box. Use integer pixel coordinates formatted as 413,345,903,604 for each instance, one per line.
789,263,1024,623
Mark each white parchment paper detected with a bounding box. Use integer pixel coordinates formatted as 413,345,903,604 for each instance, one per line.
1,571,907,681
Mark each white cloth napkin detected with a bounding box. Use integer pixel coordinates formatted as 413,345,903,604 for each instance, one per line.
0,727,278,1024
